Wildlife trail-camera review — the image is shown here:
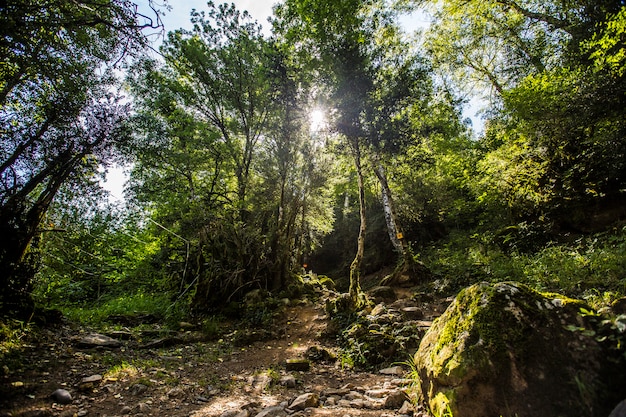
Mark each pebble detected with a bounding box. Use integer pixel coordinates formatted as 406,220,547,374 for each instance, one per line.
51,388,73,404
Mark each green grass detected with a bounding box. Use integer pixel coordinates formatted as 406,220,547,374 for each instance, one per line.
60,292,174,326
422,226,626,308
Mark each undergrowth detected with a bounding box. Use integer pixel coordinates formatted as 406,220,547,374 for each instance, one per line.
59,292,182,327
422,226,626,308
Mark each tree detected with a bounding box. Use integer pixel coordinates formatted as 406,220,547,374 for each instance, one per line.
0,0,161,316
160,2,275,220
126,3,337,311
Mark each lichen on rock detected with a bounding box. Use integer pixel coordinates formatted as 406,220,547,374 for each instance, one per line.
414,281,626,417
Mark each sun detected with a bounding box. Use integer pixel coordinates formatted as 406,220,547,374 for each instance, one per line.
309,109,326,132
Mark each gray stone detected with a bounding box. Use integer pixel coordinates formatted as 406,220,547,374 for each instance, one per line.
219,411,242,417
401,306,423,319
379,366,404,376
131,383,149,396
254,406,287,417
365,388,390,398
610,400,626,417
76,333,121,348
120,406,132,415
166,387,186,399
383,390,410,409
368,286,397,301
398,400,413,415
289,393,319,411
51,388,72,404
247,373,272,393
279,375,297,388
79,374,102,390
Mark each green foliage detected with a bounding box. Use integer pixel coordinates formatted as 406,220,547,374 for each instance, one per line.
422,227,626,301
60,293,173,327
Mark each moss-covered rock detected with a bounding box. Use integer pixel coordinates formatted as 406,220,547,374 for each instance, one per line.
414,281,626,417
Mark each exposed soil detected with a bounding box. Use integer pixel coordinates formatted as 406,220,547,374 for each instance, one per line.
0,288,447,417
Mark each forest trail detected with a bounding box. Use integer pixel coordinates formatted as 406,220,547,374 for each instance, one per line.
1,292,435,417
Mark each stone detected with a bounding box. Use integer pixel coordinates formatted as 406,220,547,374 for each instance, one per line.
76,333,121,348
254,406,286,417
323,388,351,396
305,346,336,363
285,358,310,371
370,303,387,317
368,286,397,301
414,281,626,417
401,306,423,319
166,387,186,399
289,393,319,411
219,411,242,417
79,374,102,390
131,383,149,396
120,405,132,414
365,388,390,398
247,372,272,393
279,375,297,388
379,366,405,376
610,400,626,417
383,390,410,409
51,388,72,404
398,400,414,415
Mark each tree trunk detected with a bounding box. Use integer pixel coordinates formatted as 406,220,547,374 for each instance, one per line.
349,139,366,306
371,157,432,287
372,159,405,255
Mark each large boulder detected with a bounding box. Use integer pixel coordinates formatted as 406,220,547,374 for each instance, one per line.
414,281,626,417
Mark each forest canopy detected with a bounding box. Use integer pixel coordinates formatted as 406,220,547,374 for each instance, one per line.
1,0,625,320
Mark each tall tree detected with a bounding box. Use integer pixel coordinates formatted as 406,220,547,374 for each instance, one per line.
274,0,387,305
0,0,161,316
160,2,275,221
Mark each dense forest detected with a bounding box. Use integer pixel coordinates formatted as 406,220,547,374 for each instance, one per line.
2,0,626,371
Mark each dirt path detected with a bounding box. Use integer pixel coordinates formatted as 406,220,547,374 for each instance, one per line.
1,296,435,417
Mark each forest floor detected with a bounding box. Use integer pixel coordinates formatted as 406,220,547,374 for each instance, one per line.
0,285,445,417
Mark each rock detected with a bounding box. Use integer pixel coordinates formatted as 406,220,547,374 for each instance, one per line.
400,306,423,320
379,366,405,376
254,405,286,417
610,400,626,417
76,333,121,348
370,303,387,316
323,388,351,396
166,387,186,399
414,281,626,417
120,405,132,414
398,400,414,415
279,375,297,388
247,373,272,393
77,411,88,417
51,388,73,404
368,286,397,301
79,374,102,390
365,388,390,398
383,390,409,409
136,402,151,413
107,330,133,340
288,392,319,411
131,383,149,396
219,411,242,417
305,346,336,363
285,358,310,371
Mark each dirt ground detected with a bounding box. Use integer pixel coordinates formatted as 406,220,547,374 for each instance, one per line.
0,292,439,417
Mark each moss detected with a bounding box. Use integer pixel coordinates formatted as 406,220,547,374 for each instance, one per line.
416,281,610,417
